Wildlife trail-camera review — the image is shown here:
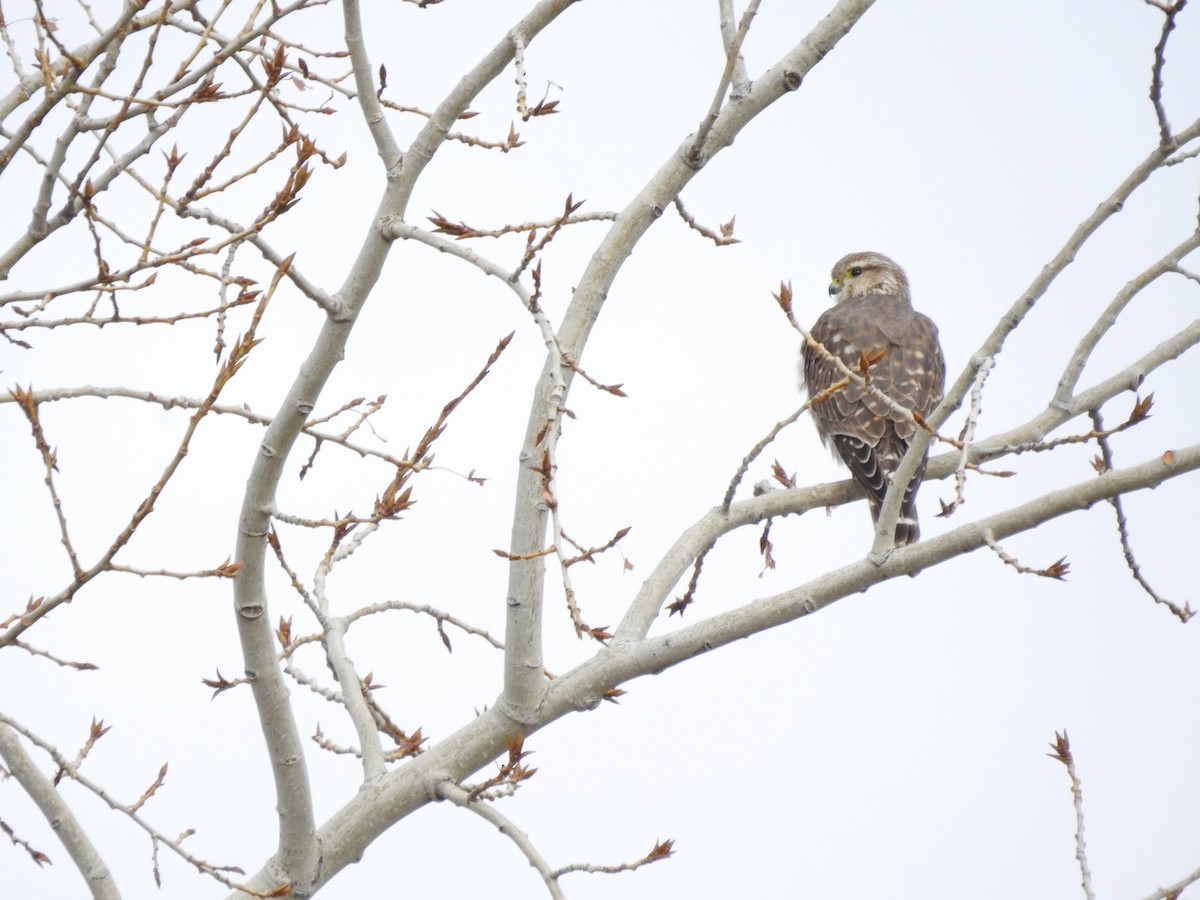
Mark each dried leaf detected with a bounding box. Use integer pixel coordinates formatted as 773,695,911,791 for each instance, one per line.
772,281,793,316
647,838,675,861
1041,557,1070,580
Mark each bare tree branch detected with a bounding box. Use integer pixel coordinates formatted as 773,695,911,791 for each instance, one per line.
0,723,118,900
4,4,1198,898
1048,731,1096,900
499,0,880,726
437,781,566,900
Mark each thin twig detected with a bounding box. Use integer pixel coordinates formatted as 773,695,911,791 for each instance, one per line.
1047,731,1096,900
1140,861,1200,900
437,781,565,900
553,838,675,879
0,714,283,897
721,402,812,513
1090,408,1193,622
939,356,995,518
1146,0,1187,147
984,529,1070,580
688,0,762,166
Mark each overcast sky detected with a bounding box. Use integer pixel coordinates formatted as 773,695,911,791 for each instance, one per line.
3,2,1200,898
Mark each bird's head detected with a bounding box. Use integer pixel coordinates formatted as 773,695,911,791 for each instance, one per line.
828,251,910,302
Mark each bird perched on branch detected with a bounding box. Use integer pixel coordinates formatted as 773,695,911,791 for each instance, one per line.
802,252,945,546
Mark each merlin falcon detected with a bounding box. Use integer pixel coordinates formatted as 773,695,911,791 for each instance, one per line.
802,252,945,546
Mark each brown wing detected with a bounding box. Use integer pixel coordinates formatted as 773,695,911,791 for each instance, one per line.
802,293,945,544
803,293,944,445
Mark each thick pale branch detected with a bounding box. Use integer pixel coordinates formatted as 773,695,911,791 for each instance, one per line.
0,715,273,896
320,616,387,782
342,0,402,171
228,3,583,894
619,325,1200,641
963,314,1200,470
688,0,762,165
600,443,1200,680
500,0,879,723
873,119,1200,556
0,723,119,900
238,443,1200,897
1054,231,1200,404
935,117,1200,434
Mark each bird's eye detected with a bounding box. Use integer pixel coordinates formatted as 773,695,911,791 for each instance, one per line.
849,266,863,277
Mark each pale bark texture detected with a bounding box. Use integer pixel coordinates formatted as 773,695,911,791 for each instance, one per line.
2,2,1198,898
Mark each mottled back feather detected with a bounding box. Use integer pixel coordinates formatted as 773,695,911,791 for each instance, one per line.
802,254,945,546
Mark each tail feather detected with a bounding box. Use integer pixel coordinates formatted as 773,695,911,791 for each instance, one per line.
832,430,927,547
894,497,920,547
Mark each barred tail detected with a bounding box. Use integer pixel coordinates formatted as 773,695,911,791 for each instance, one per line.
894,495,920,546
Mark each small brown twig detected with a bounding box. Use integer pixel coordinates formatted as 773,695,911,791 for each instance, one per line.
10,640,98,670
465,734,538,800
54,718,111,786
1145,0,1187,147
2,261,278,646
666,541,713,617
561,526,631,567
1090,408,1193,622
426,208,615,241
11,386,83,578
984,529,1070,580
758,519,776,575
998,393,1155,456
721,402,813,513
0,814,52,867
560,352,627,398
672,197,739,245
512,194,583,281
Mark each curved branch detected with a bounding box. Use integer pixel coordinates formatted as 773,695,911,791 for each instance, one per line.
689,0,762,164
437,782,565,900
228,1,583,893
580,442,1200,692
0,723,120,900
937,118,1200,434
342,0,402,171
242,440,1200,897
1054,230,1200,403
872,118,1200,557
500,0,879,723
616,310,1200,639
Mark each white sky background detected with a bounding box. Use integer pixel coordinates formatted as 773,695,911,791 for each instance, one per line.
3,1,1200,898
